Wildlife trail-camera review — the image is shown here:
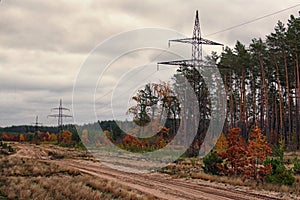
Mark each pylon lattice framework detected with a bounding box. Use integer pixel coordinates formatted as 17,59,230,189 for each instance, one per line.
156,10,224,147
32,115,42,134
48,99,72,132
158,10,223,68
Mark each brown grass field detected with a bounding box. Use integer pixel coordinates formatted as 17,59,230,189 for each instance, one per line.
0,143,156,200
0,142,299,200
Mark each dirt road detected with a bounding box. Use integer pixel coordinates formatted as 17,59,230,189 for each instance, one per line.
10,143,293,200
57,159,283,200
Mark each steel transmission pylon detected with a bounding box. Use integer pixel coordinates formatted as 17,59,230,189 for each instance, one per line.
32,115,42,133
158,10,223,69
157,10,223,153
31,115,42,144
48,99,72,133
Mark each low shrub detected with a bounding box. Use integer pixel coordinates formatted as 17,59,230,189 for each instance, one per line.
202,150,223,175
293,157,300,175
0,142,14,154
7,145,14,152
264,157,295,185
272,145,284,160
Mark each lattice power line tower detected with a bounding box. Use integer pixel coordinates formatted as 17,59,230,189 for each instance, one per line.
31,115,42,144
157,10,223,154
48,99,72,133
32,115,42,133
158,10,223,68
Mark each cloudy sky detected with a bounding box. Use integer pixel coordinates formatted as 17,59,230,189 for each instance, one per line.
0,0,299,127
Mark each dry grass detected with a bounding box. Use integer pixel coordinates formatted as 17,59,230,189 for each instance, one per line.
0,174,110,200
190,172,248,187
0,154,156,200
84,176,157,200
284,151,300,162
160,158,203,177
0,155,108,200
161,157,300,196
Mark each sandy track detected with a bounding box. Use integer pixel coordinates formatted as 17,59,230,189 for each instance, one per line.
10,144,287,200
56,159,282,200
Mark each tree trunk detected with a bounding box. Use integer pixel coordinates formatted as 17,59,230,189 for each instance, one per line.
274,56,284,141
283,52,292,147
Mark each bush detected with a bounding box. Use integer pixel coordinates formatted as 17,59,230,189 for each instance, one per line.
7,145,14,153
272,145,284,160
0,142,14,153
202,150,223,175
264,158,295,185
2,143,7,149
293,157,300,175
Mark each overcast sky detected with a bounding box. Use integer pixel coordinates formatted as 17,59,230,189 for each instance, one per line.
0,0,299,127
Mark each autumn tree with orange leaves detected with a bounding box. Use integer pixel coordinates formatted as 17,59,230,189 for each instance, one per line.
246,126,272,181
219,128,248,176
214,127,272,181
61,130,72,144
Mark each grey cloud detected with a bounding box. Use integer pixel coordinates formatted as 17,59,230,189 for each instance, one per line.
0,1,109,53
0,0,300,126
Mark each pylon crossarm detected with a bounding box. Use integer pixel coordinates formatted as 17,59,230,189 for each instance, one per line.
158,59,208,67
169,38,195,45
51,107,70,111
47,114,59,118
169,37,222,46
61,114,73,118
200,38,223,46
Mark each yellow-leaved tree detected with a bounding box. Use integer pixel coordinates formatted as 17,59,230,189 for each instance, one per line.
49,133,57,142
81,129,90,144
61,130,72,144
19,133,25,142
215,132,228,153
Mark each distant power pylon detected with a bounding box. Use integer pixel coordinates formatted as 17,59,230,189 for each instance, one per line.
157,10,223,69
32,115,42,133
31,115,42,144
48,99,72,133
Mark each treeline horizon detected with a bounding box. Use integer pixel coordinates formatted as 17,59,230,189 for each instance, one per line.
0,121,120,134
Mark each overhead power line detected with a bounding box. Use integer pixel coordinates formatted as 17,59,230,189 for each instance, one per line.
96,5,300,120
205,3,300,37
